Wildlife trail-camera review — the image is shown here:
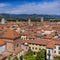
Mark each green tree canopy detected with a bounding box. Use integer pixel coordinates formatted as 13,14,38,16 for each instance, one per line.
36,49,46,60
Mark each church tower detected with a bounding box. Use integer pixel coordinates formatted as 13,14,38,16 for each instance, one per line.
1,18,6,28
41,17,44,22
28,17,31,26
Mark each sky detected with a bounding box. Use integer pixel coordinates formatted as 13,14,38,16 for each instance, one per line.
0,0,60,15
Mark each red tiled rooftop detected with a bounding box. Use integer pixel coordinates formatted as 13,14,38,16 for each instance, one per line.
20,40,48,45
1,29,20,39
0,40,5,45
46,40,55,48
47,39,60,48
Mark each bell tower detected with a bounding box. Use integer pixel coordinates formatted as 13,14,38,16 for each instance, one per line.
1,18,6,28
41,17,44,22
28,17,31,26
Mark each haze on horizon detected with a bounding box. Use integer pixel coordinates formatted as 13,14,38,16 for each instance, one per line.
0,0,60,15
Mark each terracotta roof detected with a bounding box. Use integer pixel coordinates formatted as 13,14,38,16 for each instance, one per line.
0,40,5,45
20,40,48,45
20,39,60,49
55,40,60,45
47,39,60,49
46,40,55,48
1,39,14,43
1,29,20,39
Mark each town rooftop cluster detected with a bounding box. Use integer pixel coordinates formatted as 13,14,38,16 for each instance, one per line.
0,18,60,60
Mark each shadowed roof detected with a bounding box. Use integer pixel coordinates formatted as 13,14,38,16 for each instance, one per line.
0,29,20,40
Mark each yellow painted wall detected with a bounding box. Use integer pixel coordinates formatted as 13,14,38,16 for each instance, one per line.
28,44,46,52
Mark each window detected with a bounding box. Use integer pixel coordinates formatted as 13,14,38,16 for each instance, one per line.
39,48,41,50
32,44,34,45
58,47,60,50
48,50,50,54
29,47,31,49
54,46,56,49
54,51,56,53
39,44,42,46
48,50,51,59
36,44,37,46
35,47,37,50
58,51,60,54
32,47,34,50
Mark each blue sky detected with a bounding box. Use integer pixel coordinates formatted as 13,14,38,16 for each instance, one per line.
0,0,60,15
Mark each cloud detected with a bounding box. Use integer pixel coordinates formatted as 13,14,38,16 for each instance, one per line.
0,3,8,8
0,3,11,13
0,1,60,15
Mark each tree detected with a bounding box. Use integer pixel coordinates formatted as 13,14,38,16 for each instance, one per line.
20,55,23,60
14,54,19,60
7,56,11,60
36,49,46,60
27,48,33,56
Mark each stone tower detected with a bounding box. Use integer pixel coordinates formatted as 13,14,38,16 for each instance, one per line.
1,18,6,25
1,18,6,28
41,17,44,22
28,17,31,25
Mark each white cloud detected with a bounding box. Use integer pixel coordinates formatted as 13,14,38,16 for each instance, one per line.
0,3,8,8
0,3,11,13
0,1,60,15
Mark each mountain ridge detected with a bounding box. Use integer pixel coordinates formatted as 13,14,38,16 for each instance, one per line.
0,13,60,19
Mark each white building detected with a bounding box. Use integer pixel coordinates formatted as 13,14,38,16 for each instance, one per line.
46,40,60,60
